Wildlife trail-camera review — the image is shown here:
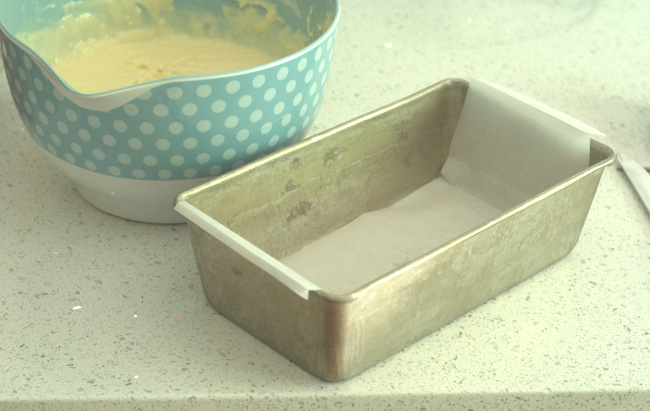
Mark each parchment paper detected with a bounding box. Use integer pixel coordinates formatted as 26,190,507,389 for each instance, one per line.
282,177,502,294
281,79,601,295
441,79,601,209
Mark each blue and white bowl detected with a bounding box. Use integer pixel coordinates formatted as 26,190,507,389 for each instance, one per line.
0,0,340,223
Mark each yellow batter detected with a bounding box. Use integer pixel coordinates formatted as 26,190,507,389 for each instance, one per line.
52,29,281,93
19,0,308,94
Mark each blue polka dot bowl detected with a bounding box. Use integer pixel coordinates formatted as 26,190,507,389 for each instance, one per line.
0,0,340,223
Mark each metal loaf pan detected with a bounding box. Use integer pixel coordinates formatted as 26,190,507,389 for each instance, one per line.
175,78,615,381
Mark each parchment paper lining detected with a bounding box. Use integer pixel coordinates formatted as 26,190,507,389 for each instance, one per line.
281,79,600,295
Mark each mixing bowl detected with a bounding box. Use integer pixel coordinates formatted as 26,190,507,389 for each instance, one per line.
0,0,340,223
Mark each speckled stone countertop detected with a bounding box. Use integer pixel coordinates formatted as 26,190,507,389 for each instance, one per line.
1,0,649,410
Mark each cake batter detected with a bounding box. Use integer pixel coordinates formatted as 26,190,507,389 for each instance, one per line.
52,29,282,93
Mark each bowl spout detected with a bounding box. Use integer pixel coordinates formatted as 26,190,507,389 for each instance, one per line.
0,0,158,110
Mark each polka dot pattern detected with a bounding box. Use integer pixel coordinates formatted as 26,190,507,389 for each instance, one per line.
1,25,337,181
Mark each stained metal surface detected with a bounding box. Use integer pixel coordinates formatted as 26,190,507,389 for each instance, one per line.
176,79,615,381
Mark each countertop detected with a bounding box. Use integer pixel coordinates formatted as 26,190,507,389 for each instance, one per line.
1,0,649,409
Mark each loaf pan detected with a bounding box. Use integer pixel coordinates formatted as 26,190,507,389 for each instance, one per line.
175,78,615,381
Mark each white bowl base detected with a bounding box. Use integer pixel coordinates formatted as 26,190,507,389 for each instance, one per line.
46,152,212,224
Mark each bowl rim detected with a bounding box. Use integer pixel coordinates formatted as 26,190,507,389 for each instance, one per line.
0,0,341,98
